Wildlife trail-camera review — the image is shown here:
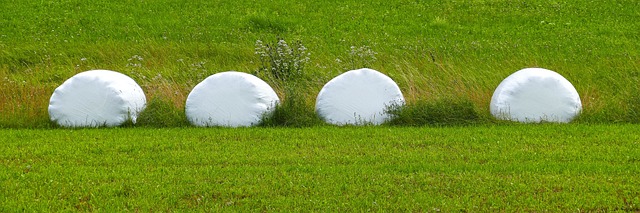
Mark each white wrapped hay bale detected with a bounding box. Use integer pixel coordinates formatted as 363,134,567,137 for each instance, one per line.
315,68,405,125
48,70,147,127
490,68,582,123
185,71,279,127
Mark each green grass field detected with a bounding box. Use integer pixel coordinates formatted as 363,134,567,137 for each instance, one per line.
2,125,640,211
2,0,640,211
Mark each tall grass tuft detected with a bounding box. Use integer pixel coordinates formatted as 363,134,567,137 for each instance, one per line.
575,86,637,124
385,98,486,126
136,97,189,127
259,86,324,127
254,38,323,127
624,88,640,123
0,82,54,128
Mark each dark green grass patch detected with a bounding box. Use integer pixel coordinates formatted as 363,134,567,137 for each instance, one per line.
136,97,190,127
258,93,324,127
386,98,488,126
1,125,639,211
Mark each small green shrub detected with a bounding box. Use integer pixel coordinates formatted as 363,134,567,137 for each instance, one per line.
254,38,321,127
136,97,189,127
259,87,324,127
385,98,485,126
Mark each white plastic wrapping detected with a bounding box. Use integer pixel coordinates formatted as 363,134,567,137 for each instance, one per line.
185,71,279,127
48,70,147,127
490,68,582,123
315,68,405,125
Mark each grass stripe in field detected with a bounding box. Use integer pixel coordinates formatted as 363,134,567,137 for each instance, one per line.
1,124,639,211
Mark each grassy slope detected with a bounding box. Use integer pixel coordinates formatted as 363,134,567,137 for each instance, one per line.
1,0,640,127
1,125,639,211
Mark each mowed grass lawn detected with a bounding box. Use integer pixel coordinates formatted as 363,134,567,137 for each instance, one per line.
2,124,639,211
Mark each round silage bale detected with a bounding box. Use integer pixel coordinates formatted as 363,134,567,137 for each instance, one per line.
185,71,279,127
48,70,147,127
315,68,405,126
490,68,582,123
